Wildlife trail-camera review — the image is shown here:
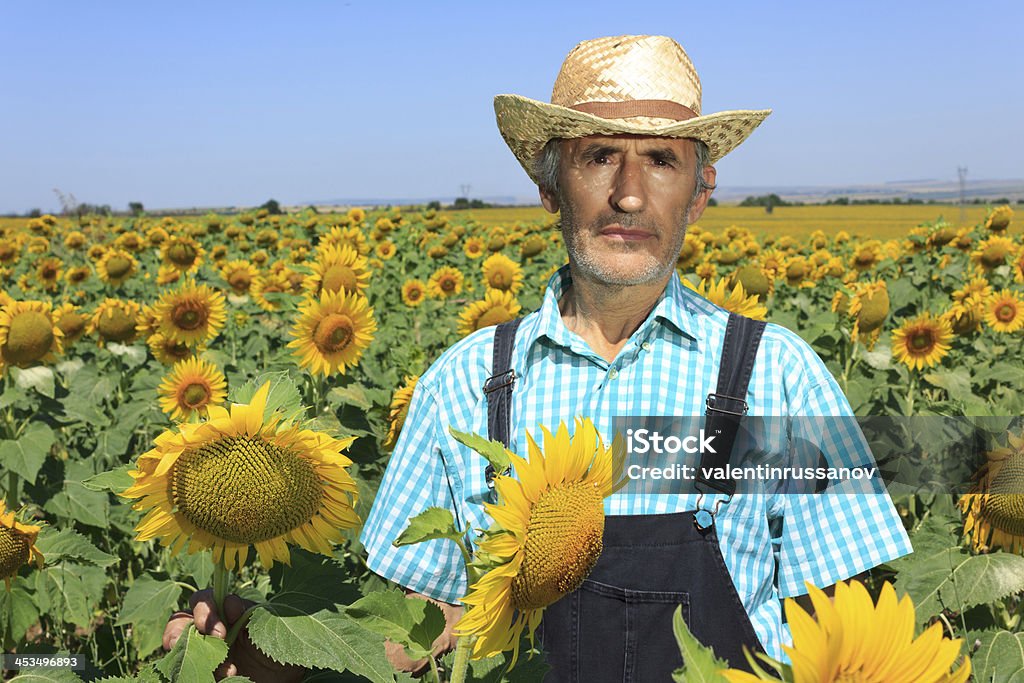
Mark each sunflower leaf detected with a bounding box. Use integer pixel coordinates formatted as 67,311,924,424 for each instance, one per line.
117,574,185,659
0,422,55,484
7,671,83,682
449,428,512,474
345,587,439,658
671,605,730,682
246,604,396,683
392,507,462,547
33,527,118,567
0,577,38,649
229,371,306,425
153,623,228,683
967,628,1024,681
11,366,55,398
890,544,1024,624
81,465,133,495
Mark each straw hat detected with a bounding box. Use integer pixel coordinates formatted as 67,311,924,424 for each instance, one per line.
495,35,772,184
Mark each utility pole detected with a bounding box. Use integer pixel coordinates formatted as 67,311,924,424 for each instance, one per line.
957,166,968,225
459,184,471,199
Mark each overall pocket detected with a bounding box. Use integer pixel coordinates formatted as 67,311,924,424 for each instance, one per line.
571,579,690,683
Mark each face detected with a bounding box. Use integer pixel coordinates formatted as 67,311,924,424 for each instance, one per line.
540,134,716,287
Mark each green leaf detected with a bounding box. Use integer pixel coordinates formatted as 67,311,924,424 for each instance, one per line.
107,342,148,367
1,422,55,484
38,567,91,626
34,527,118,567
970,629,1024,682
449,428,512,474
392,507,462,548
890,546,1024,623
328,383,373,410
8,672,83,682
81,465,133,495
246,607,395,683
11,366,55,398
346,588,436,659
265,548,360,613
671,605,728,682
923,368,973,397
860,344,892,370
0,578,38,647
153,623,228,683
43,479,109,529
118,574,185,658
62,366,112,425
230,371,306,424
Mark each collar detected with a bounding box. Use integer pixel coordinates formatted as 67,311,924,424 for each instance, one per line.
521,264,699,354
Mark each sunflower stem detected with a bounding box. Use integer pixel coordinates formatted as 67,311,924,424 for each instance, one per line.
426,651,442,683
449,635,474,683
5,471,18,510
212,561,231,621
905,373,917,416
225,603,259,648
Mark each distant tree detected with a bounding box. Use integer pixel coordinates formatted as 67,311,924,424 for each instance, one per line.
260,199,283,215
452,197,470,210
995,197,1011,204
26,208,42,218
426,200,442,211
128,201,145,216
707,198,718,207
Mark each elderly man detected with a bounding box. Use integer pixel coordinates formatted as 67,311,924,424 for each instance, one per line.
361,35,911,680
168,35,911,681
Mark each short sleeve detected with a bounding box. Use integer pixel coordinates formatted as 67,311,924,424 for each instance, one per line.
360,381,468,603
774,378,912,598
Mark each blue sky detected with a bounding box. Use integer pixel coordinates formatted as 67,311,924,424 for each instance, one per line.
2,1,1021,213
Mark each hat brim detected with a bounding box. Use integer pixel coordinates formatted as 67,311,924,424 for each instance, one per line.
494,93,771,185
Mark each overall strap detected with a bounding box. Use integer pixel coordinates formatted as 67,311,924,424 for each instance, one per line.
696,313,767,497
483,318,523,484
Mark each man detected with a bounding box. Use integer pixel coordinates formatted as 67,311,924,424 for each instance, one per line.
168,35,911,680
361,35,912,679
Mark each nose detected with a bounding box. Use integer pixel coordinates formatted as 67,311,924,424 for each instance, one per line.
610,156,645,213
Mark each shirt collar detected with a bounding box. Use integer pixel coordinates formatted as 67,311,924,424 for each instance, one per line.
522,264,698,352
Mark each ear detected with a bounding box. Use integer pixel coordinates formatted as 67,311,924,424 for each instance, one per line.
686,164,716,225
539,185,559,214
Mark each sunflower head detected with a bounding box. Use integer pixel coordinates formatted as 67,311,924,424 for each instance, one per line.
455,418,625,661
287,289,377,376
891,313,953,372
97,248,138,286
89,298,142,345
53,302,88,345
0,300,65,368
457,289,522,337
122,381,360,571
383,375,419,449
0,506,44,590
984,289,1024,333
848,280,889,347
158,357,228,421
305,244,372,298
427,266,465,299
154,281,227,347
161,235,204,273
985,205,1013,232
683,276,767,321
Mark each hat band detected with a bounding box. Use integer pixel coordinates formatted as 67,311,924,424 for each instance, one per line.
569,99,698,121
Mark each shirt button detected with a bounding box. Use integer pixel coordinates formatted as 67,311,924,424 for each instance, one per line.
608,368,619,380
641,342,651,351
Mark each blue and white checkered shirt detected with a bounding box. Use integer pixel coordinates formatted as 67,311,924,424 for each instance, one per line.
361,265,912,661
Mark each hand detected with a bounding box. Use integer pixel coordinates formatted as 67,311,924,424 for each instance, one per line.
384,590,464,677
163,588,306,682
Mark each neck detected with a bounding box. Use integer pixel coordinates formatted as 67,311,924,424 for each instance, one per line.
558,267,670,363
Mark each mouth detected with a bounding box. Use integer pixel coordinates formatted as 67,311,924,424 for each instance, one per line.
599,225,655,242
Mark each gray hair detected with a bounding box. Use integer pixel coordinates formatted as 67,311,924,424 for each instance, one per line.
532,137,715,206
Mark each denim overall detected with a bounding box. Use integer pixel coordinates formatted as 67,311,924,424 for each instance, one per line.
483,314,768,681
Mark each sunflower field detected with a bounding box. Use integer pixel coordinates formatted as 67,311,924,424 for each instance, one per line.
0,203,1023,681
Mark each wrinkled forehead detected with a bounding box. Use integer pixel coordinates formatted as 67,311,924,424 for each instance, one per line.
561,133,697,157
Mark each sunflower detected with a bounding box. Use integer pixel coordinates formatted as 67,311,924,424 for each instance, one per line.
288,289,377,376
782,256,814,288
63,230,86,250
304,244,371,298
321,225,370,256
219,260,260,296
694,261,718,281
158,357,228,421
1013,249,1024,284
960,430,1024,554
457,290,522,337
891,313,952,371
941,299,983,337
53,302,88,345
848,280,889,348
721,581,971,683
347,207,366,224
116,231,145,252
65,266,91,287
427,266,465,299
0,505,44,590
455,419,624,662
153,281,227,347
983,289,1024,333
383,375,418,449
147,332,195,365
375,240,397,260
676,233,705,271
251,271,293,312
520,235,546,259
35,257,63,292
970,235,1016,272
97,248,138,286
120,382,360,571
0,237,21,265
850,241,882,272
89,298,141,346
401,279,427,307
952,276,993,305
160,235,204,275
985,205,1013,232
0,300,64,369
683,276,767,321
464,236,486,259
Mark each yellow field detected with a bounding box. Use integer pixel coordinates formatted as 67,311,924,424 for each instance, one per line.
446,204,1013,239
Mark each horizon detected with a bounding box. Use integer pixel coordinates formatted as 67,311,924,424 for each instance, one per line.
3,1,1022,214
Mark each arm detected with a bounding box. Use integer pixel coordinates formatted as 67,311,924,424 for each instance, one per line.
385,590,464,675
